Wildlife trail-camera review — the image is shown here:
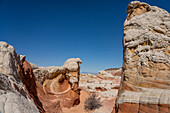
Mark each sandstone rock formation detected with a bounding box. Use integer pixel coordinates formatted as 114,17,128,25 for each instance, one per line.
0,41,40,113
113,1,170,113
31,58,82,113
19,58,45,113
0,41,82,113
98,68,122,79
105,68,122,76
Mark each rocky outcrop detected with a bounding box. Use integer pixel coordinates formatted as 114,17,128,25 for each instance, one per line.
0,41,82,113
105,68,122,77
98,68,122,79
113,1,170,113
0,42,40,113
31,58,82,113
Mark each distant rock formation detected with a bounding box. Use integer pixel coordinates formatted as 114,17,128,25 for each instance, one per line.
31,58,82,113
0,41,40,113
79,71,121,113
104,68,122,77
98,68,122,79
113,1,170,113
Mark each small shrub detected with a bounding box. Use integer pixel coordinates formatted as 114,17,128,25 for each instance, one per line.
84,93,102,111
87,86,91,89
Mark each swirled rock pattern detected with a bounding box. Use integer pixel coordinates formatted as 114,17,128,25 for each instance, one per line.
0,41,82,113
113,1,170,113
32,58,82,113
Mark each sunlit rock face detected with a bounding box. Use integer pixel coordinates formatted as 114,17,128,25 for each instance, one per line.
97,68,122,79
113,1,170,113
32,58,82,113
0,41,40,113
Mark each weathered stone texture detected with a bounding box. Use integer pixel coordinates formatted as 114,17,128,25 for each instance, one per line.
0,41,82,113
114,1,170,113
20,59,45,113
98,68,122,79
0,41,40,113
31,58,82,113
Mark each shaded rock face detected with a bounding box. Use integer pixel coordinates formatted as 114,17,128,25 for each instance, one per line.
31,58,82,113
19,59,45,113
0,42,40,113
113,1,170,113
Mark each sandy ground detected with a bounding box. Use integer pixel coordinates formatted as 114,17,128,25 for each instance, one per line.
93,96,116,113
62,89,116,113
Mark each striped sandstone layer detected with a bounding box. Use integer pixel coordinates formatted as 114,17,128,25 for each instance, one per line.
113,1,170,113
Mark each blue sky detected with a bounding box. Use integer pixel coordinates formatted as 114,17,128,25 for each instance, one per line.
0,0,170,73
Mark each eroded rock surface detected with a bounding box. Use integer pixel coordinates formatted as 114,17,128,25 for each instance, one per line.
113,1,170,113
0,41,82,113
98,68,122,79
31,58,82,113
20,58,45,113
79,70,121,113
0,42,40,113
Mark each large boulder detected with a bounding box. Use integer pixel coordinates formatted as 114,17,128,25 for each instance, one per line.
0,42,40,113
113,1,170,113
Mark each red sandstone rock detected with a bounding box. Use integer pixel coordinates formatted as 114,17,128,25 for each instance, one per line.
31,58,82,113
19,58,45,113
